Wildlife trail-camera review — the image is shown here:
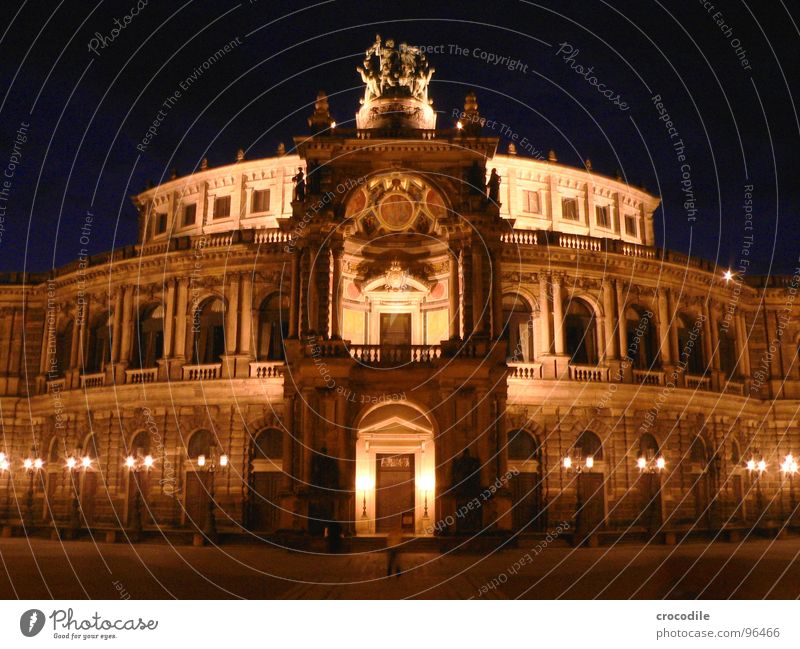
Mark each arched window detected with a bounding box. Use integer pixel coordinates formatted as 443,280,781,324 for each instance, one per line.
187,429,213,459
192,298,225,364
83,434,101,461
502,294,534,362
625,306,658,369
639,433,659,461
677,314,705,375
132,305,164,369
257,294,289,361
508,429,540,461
718,324,737,378
130,431,150,455
252,429,283,460
689,436,707,464
565,299,598,364
47,437,62,463
55,319,74,376
85,315,111,373
731,439,741,465
574,430,603,461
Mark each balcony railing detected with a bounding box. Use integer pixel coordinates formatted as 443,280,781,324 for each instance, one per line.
126,367,158,384
723,378,745,396
685,374,711,390
508,362,543,380
46,377,66,393
633,368,665,386
349,344,442,365
182,363,222,381
249,362,285,379
80,372,105,389
568,364,609,382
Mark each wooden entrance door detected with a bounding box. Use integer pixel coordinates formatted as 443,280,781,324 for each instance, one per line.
693,473,710,527
731,474,746,522
639,472,662,530
511,473,543,531
80,472,98,526
127,472,149,526
184,471,209,528
249,472,281,532
376,454,415,532
577,473,605,532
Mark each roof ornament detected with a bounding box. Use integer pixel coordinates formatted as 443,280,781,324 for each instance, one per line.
357,35,435,105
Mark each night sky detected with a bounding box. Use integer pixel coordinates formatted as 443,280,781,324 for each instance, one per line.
0,0,797,274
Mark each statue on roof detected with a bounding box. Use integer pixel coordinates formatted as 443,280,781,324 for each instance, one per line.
357,35,435,104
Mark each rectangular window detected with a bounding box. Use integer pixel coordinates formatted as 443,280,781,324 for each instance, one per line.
522,190,540,214
251,188,270,214
155,212,168,234
595,205,611,228
213,195,231,219
562,197,579,221
182,203,197,227
625,214,637,235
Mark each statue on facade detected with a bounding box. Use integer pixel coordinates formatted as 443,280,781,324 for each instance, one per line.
357,35,435,104
292,168,305,202
486,168,501,204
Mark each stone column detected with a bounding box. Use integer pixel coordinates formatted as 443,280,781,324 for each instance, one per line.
461,249,473,336
330,247,343,339
118,286,133,366
174,278,188,359
490,250,504,339
538,273,551,355
552,275,565,355
281,396,295,491
737,311,751,375
448,248,460,339
110,286,122,363
289,251,300,338
616,280,627,360
225,274,239,355
657,288,672,364
701,300,714,371
239,272,253,354
164,279,175,357
472,246,485,335
602,280,617,361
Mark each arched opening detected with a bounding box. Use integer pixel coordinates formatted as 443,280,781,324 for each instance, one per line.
718,324,738,378
184,429,215,529
248,428,284,532
79,434,101,525
44,437,64,521
637,433,662,531
132,304,164,369
507,429,544,531
625,306,658,369
187,429,213,459
688,436,712,527
355,402,436,536
191,298,225,365
570,430,605,532
54,319,74,376
677,314,705,375
126,430,152,526
257,294,289,361
502,294,534,362
565,299,598,364
85,315,111,373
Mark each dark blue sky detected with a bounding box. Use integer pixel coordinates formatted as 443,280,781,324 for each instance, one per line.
0,0,797,274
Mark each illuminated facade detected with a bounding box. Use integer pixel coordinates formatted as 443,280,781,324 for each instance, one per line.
0,38,798,544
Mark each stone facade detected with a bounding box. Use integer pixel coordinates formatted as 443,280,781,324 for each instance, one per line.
0,45,798,543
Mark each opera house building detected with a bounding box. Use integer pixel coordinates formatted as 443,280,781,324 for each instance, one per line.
0,38,797,547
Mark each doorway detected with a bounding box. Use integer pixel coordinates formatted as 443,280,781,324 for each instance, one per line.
184,471,210,528
380,313,411,346
376,453,415,533
249,472,281,532
577,473,605,532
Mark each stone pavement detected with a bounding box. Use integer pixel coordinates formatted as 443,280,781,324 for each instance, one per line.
1,537,799,599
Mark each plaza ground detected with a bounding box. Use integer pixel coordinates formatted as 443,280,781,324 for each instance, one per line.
1,535,800,599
